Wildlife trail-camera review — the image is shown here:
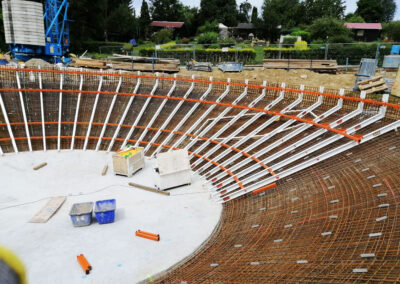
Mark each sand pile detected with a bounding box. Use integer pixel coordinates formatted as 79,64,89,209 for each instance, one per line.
179,68,356,90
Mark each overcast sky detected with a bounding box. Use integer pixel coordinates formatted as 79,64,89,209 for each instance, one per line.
132,0,400,20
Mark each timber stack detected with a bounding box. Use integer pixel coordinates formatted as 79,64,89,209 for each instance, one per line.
71,54,180,73
263,59,338,73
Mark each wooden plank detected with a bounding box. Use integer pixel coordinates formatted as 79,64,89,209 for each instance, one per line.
30,197,66,223
263,59,338,71
358,76,383,86
33,162,47,171
102,164,108,176
359,80,387,91
128,182,170,196
363,85,388,94
392,67,400,97
111,54,180,64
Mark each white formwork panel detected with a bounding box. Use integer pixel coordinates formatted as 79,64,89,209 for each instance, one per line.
154,149,191,190
2,0,45,46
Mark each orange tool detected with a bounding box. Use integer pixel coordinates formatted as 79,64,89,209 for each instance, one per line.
136,230,160,241
77,254,92,274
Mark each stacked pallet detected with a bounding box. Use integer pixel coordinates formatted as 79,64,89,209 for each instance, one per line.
358,76,388,94
263,59,338,73
71,55,180,73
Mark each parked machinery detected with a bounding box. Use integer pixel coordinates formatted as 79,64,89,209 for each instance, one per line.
2,0,70,63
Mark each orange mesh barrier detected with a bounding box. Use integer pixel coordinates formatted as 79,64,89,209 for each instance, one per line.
0,87,364,142
2,67,399,110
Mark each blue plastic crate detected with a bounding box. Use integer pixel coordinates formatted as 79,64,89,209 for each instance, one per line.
69,202,94,227
94,199,116,224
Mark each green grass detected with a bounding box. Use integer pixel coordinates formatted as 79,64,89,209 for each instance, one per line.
251,46,265,65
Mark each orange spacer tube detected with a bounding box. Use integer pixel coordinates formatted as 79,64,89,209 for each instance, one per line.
137,230,159,238
136,230,160,241
136,233,159,241
253,183,277,194
77,254,91,274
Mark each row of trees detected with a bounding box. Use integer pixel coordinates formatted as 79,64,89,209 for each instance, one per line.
0,0,398,51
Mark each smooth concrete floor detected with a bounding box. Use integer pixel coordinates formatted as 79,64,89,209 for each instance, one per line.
0,150,222,284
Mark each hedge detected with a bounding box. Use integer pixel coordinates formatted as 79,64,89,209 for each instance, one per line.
139,48,256,64
72,41,125,53
264,44,393,65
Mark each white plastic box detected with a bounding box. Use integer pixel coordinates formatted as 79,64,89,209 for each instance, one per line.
154,149,191,191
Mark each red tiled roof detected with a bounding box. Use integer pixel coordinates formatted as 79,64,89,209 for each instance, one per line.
150,21,184,28
345,23,382,30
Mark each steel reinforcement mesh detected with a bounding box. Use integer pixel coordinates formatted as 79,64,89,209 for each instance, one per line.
0,67,399,282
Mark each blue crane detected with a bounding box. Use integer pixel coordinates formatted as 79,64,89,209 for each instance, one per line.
6,0,70,63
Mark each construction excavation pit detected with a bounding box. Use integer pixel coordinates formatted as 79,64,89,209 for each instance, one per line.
0,67,400,283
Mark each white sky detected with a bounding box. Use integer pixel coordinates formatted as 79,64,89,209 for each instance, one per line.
131,0,400,20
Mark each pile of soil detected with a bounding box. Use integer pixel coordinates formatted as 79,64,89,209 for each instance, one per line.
24,58,52,68
179,68,357,90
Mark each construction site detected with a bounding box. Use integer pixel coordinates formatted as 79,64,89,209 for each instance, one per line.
1,0,400,284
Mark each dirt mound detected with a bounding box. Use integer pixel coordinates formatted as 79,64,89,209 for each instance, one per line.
179,68,356,90
24,58,52,68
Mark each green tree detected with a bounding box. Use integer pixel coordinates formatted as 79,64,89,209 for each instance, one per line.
199,0,238,27
150,0,183,21
308,17,352,43
345,13,365,23
251,7,259,24
177,6,199,37
69,0,136,43
139,0,151,39
382,21,400,41
356,0,396,22
238,0,252,23
300,0,346,24
381,0,397,22
261,0,300,41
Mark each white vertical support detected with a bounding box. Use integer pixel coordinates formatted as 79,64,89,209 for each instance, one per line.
147,75,196,155
57,71,64,152
189,79,249,159
122,73,159,148
0,145,3,156
107,72,141,153
170,78,231,151
38,66,46,151
152,76,213,157
96,75,122,151
0,94,18,153
16,70,32,152
71,69,84,150
83,73,104,151
139,74,177,150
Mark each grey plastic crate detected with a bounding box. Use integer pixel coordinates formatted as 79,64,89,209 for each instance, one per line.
69,202,94,227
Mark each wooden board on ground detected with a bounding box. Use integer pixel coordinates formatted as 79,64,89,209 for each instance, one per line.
70,58,108,69
33,162,47,171
30,196,66,223
128,183,170,196
358,76,388,94
71,57,179,73
102,164,108,176
391,67,400,97
263,59,338,73
110,54,180,65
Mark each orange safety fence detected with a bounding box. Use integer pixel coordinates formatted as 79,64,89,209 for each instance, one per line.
0,87,364,142
2,67,399,110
